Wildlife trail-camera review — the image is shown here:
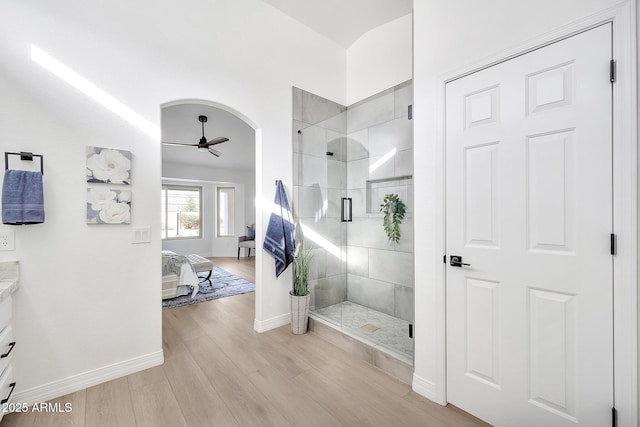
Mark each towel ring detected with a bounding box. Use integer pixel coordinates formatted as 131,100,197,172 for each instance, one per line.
4,152,44,175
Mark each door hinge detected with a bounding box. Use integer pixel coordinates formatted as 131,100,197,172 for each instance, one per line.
408,104,413,120
610,234,616,256
612,406,617,427
409,323,414,339
610,59,616,83
443,254,446,264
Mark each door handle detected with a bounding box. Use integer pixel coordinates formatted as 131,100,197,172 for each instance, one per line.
450,255,470,267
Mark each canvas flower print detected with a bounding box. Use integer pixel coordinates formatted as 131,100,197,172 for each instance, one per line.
87,188,132,224
86,146,131,184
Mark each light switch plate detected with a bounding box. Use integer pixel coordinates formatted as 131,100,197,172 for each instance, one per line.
132,226,151,244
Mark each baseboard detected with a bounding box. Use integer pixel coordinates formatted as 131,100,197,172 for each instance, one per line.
412,373,438,402
253,313,289,333
12,350,164,405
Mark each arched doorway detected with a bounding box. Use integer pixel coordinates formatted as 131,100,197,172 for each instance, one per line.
159,99,261,320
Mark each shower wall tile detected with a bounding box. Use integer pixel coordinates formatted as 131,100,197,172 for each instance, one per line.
369,249,414,287
347,92,395,133
293,87,303,122
347,128,369,161
317,110,347,134
325,218,344,246
326,130,347,161
368,118,413,158
314,275,347,309
304,217,342,247
347,274,395,316
394,82,413,119
298,218,322,251
302,90,346,127
348,188,367,217
308,248,327,280
347,158,369,190
293,185,326,219
293,153,302,187
327,159,346,189
292,120,304,153
296,124,327,158
368,153,396,181
396,219,414,253
348,217,414,253
394,148,413,177
347,218,391,250
299,154,327,188
347,246,369,276
394,285,414,322
309,279,319,310
326,188,345,218
325,246,346,276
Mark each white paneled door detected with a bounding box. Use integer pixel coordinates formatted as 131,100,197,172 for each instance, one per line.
445,24,613,427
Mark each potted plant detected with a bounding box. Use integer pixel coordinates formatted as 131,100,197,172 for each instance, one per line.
290,238,312,334
380,193,406,244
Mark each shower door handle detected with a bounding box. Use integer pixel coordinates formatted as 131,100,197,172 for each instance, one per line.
449,255,470,267
341,198,352,222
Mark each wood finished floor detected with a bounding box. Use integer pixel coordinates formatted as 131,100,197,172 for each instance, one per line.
2,256,489,426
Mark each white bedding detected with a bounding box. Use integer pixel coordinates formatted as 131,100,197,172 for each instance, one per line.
162,251,199,300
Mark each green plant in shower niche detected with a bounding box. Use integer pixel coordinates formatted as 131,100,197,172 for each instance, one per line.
380,193,406,244
292,238,312,296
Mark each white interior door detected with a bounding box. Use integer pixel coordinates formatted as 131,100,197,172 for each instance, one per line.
445,24,613,427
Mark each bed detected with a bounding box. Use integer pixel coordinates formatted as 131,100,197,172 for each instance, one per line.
162,250,199,300
162,251,215,300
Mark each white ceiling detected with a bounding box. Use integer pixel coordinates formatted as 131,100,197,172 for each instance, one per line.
262,0,412,48
161,104,255,171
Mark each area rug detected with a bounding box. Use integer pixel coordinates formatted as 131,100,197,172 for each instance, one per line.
162,267,255,310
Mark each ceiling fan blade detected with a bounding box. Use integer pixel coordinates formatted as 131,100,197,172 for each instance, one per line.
206,136,229,146
161,141,198,147
208,148,223,157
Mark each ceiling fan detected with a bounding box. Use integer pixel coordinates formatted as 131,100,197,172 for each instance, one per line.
162,115,229,157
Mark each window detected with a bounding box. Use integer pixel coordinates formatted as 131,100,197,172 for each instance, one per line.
161,185,202,239
217,187,235,237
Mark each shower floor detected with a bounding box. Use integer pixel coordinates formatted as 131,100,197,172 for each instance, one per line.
312,301,414,360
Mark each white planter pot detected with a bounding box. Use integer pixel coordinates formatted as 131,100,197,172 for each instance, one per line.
289,291,310,335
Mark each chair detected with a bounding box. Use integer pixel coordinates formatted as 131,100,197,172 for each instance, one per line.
238,225,256,259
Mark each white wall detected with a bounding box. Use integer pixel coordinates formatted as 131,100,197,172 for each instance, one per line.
412,0,630,403
0,0,344,400
346,14,413,104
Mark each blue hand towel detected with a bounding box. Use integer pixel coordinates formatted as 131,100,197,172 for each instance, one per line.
263,180,295,277
2,170,45,225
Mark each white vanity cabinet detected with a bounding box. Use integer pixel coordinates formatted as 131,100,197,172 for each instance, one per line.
0,261,19,422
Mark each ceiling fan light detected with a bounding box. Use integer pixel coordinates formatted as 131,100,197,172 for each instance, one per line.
198,147,208,152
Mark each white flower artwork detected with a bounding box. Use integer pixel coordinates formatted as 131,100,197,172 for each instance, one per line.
86,146,131,184
87,188,131,224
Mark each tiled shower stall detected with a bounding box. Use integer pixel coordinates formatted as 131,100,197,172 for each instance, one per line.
292,82,414,362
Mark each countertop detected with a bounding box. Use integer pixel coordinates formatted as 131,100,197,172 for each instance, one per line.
0,261,19,302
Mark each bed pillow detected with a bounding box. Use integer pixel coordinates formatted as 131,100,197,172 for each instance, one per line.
246,225,255,240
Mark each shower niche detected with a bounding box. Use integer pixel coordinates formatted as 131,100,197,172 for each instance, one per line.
292,82,414,366
366,175,412,214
